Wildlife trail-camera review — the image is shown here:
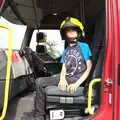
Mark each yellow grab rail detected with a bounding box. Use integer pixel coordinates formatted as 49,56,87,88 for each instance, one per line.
0,24,13,120
87,78,101,115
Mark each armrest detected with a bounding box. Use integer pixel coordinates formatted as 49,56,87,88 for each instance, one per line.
87,78,101,115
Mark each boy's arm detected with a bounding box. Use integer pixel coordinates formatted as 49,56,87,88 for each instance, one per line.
58,64,68,91
67,60,92,94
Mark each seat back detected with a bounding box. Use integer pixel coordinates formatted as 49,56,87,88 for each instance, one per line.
23,48,51,77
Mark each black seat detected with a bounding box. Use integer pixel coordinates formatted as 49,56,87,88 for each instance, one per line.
45,12,105,118
45,85,89,117
23,48,51,77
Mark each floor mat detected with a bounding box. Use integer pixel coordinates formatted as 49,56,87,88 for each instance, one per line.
5,92,35,120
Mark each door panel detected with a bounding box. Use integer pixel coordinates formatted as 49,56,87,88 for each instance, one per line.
112,0,120,119
92,0,114,119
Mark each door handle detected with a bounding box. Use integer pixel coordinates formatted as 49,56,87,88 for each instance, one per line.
105,79,112,87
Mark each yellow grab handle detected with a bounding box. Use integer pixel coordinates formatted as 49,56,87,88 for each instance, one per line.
0,24,13,120
87,78,101,115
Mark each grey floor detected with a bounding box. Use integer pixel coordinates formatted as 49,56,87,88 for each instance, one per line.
5,92,85,120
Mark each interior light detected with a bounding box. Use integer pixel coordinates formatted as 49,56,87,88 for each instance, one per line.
53,13,58,16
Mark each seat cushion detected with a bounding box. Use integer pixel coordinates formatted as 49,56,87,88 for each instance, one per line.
45,86,87,104
45,86,84,97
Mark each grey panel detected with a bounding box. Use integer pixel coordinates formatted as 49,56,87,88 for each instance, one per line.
14,0,33,7
9,50,32,78
10,76,28,98
2,6,22,25
0,49,7,80
0,49,33,109
17,6,35,20
0,77,28,109
0,81,5,109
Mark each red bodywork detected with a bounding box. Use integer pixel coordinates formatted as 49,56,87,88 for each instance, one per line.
91,0,120,120
112,0,120,119
0,0,4,7
0,0,5,11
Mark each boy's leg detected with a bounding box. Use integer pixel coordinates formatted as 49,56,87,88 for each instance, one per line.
34,74,60,116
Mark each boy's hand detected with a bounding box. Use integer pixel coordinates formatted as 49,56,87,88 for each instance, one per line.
58,79,68,91
67,82,79,94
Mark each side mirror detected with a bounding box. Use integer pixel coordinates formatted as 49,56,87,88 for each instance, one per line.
36,32,45,43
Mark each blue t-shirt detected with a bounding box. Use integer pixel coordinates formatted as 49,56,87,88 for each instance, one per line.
61,42,92,63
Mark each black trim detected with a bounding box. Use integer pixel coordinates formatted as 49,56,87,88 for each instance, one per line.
118,64,120,86
20,27,34,50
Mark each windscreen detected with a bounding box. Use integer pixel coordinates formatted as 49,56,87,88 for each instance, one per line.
0,17,27,50
30,30,65,58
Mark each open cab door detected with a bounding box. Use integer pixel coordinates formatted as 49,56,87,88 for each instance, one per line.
91,0,120,120
111,0,120,120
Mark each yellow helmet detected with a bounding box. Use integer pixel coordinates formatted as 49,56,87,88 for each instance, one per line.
60,17,85,39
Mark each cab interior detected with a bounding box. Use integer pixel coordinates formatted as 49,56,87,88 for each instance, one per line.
0,0,106,119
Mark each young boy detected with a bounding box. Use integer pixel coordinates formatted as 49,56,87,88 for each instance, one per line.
59,17,92,94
